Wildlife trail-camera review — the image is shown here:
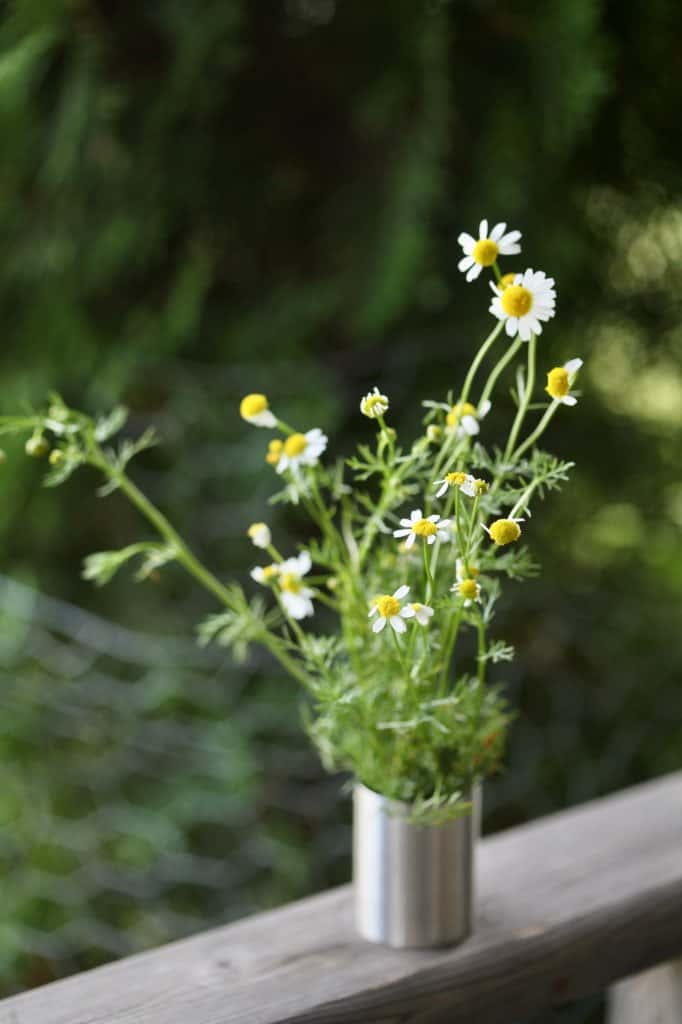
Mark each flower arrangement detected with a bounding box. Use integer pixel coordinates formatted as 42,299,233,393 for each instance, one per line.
1,219,581,822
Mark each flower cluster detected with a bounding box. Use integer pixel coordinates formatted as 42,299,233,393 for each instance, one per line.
3,216,582,821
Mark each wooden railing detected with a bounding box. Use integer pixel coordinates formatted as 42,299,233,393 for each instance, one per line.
2,772,681,1023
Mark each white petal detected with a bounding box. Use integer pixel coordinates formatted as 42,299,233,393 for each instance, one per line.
427,514,440,523
368,605,378,617
436,482,448,498
458,232,475,251
390,615,407,634
373,617,386,633
478,399,491,419
564,358,583,374
393,584,410,599
393,528,410,538
479,219,488,238
490,222,506,241
505,317,518,337
561,395,578,406
466,263,482,282
411,509,422,522
461,415,479,436
405,533,416,549
400,606,415,618
399,518,413,527
296,550,312,575
518,320,532,342
427,535,436,544
458,256,475,271
500,229,521,244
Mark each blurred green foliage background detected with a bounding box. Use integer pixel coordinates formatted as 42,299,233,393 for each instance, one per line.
0,1,681,1019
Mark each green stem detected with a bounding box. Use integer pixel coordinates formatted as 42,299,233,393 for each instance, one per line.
458,319,505,407
503,334,537,462
512,399,561,462
478,336,523,410
422,541,434,600
492,260,502,284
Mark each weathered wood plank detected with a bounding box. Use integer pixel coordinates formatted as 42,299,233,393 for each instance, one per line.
2,772,682,1024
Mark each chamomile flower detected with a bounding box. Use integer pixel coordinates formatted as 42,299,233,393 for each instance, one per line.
393,509,451,549
489,269,556,341
409,602,434,626
433,471,472,499
545,358,583,406
247,522,271,549
458,220,522,282
368,585,413,634
250,563,280,585
277,551,315,619
460,476,489,498
446,399,491,437
276,428,328,474
451,577,481,607
482,517,525,546
240,393,277,428
360,387,389,419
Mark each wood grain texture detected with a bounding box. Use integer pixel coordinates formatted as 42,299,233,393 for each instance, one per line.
2,772,682,1024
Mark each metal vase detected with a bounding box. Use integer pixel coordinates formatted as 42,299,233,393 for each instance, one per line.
353,782,480,949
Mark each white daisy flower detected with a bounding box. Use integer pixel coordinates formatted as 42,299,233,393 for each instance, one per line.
433,471,473,499
545,358,583,406
459,476,489,498
368,585,413,634
409,602,434,626
247,522,271,549
489,268,556,341
277,551,315,619
250,563,280,585
240,393,277,428
482,517,525,546
392,509,451,549
458,220,522,282
360,387,389,419
276,428,328,474
445,399,491,437
450,576,481,607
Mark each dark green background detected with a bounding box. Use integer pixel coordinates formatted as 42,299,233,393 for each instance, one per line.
1,2,681,1019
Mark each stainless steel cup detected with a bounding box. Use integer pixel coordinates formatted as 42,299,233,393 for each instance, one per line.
353,782,479,948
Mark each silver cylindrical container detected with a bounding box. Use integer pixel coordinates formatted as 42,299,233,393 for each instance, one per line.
353,782,480,948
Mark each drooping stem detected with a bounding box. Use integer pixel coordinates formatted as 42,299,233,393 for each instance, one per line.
512,398,561,462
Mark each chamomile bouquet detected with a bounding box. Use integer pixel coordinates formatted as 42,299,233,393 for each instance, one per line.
2,219,581,821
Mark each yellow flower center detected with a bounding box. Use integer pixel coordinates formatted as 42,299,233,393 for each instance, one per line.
458,579,479,600
262,565,278,581
501,285,533,318
411,603,422,612
240,393,268,419
546,367,570,399
489,519,522,545
445,471,468,486
376,595,400,618
472,238,499,266
500,273,517,290
473,478,489,496
248,522,267,540
283,433,308,457
364,395,385,414
280,573,302,593
446,402,476,428
412,518,438,538
266,439,283,465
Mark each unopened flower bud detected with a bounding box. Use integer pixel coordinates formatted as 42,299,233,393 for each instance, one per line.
25,436,49,458
49,449,65,466
426,425,442,442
